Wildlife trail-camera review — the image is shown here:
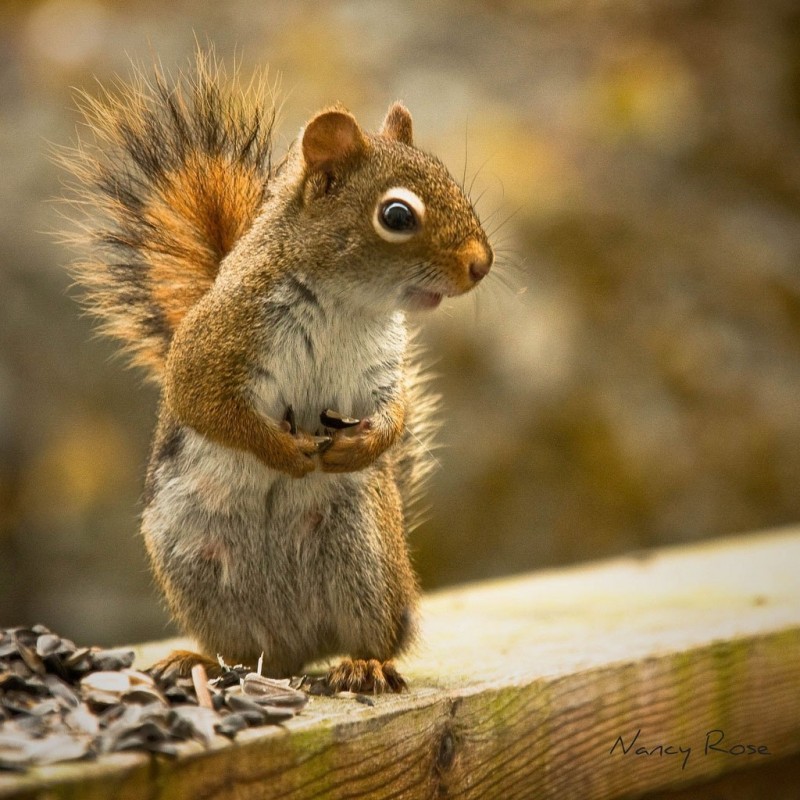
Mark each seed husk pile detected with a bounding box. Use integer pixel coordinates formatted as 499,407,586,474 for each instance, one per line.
0,625,307,770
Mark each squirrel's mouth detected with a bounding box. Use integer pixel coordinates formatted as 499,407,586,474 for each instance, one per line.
403,287,444,311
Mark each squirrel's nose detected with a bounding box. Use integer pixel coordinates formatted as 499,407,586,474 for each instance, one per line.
464,240,493,284
469,256,491,283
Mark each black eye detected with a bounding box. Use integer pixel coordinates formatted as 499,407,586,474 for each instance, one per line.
372,188,425,242
380,200,417,232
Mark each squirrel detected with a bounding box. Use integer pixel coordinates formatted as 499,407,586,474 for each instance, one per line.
59,52,492,693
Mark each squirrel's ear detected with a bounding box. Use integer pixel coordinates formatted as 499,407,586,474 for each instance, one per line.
301,109,368,174
380,102,413,146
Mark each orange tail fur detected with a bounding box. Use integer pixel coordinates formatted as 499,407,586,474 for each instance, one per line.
57,50,277,382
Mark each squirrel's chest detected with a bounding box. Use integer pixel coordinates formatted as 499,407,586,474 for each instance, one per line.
250,287,406,431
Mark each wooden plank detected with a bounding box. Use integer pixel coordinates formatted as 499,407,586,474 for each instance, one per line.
1,527,799,799
642,753,800,800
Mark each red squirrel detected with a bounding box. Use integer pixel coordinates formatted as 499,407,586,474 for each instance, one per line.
60,53,492,693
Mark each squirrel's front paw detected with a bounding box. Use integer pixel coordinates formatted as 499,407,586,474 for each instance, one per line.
274,427,330,478
319,419,380,473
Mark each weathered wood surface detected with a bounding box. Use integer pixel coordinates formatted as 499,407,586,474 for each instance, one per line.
2,527,799,800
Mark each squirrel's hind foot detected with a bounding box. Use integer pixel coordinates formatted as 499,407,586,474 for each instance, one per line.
326,658,407,694
147,649,223,681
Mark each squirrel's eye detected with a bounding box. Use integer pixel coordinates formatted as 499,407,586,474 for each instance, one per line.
380,201,416,232
372,187,426,243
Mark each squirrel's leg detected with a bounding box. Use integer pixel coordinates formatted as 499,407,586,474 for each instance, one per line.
322,464,418,694
141,409,291,677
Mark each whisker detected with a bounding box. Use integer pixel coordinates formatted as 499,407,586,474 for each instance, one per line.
485,205,522,240
478,204,505,228
489,267,521,294
461,117,469,191
467,152,495,199
470,186,489,214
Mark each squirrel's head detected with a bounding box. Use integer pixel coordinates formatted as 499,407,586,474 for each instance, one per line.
280,102,493,312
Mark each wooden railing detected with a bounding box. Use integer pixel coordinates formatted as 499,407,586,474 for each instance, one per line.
2,527,799,799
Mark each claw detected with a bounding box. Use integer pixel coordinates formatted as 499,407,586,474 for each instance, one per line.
312,435,333,453
148,650,223,682
284,405,297,435
326,658,407,694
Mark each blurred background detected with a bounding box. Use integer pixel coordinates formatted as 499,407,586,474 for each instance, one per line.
1,0,799,646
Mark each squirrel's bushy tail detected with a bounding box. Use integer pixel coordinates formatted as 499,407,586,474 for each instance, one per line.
57,51,277,382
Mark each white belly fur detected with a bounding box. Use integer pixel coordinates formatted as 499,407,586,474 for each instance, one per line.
251,292,407,432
